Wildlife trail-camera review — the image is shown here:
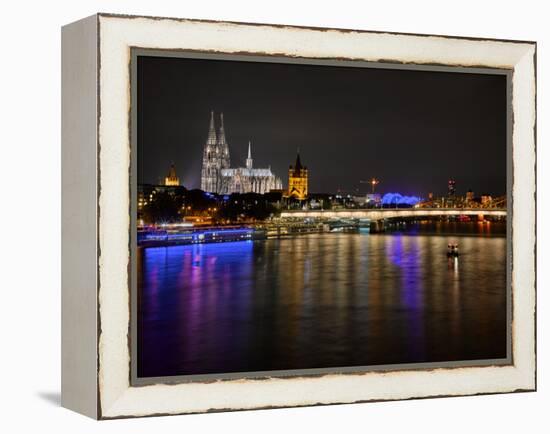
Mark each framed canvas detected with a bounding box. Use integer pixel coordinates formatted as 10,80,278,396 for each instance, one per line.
61,13,536,419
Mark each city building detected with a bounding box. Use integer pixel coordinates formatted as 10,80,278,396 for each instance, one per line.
366,193,382,205
448,179,456,196
200,111,282,194
352,193,381,207
137,183,187,212
164,163,180,186
481,194,493,206
220,142,283,194
287,151,308,200
137,184,156,211
351,195,367,207
201,111,229,193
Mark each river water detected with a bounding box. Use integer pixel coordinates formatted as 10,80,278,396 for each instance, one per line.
137,222,507,378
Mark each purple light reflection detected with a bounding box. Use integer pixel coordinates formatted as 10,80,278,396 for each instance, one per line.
138,241,255,377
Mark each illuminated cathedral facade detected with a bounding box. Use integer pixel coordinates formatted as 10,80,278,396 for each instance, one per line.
201,111,282,194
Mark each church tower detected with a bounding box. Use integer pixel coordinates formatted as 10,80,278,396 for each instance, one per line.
218,113,231,170
201,111,220,193
287,150,308,200
164,163,180,186
246,141,253,169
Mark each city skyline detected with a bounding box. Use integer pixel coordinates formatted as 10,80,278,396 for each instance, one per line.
137,55,507,196
151,154,500,200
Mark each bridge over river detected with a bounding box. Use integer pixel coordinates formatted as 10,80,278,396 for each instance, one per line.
280,207,507,221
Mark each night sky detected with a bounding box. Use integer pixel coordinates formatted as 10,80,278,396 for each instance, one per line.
137,55,507,197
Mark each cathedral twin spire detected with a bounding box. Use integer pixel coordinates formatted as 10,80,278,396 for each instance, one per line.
201,111,231,192
201,111,280,194
218,113,230,169
206,110,217,145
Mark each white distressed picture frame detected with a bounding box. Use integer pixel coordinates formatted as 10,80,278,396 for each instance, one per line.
61,13,536,419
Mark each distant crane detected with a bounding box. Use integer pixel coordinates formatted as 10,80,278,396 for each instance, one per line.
360,178,380,194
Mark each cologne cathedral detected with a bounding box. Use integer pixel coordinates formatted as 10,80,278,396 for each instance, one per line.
200,112,282,194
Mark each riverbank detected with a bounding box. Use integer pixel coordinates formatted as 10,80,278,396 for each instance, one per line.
137,220,506,248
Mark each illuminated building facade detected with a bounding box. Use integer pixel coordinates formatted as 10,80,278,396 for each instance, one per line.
200,111,281,194
201,111,230,193
137,184,186,212
220,142,283,194
138,185,155,211
164,163,180,186
287,151,308,200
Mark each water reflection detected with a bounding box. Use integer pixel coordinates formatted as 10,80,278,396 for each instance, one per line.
138,225,507,377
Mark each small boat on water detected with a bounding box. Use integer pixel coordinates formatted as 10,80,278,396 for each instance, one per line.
447,243,459,257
